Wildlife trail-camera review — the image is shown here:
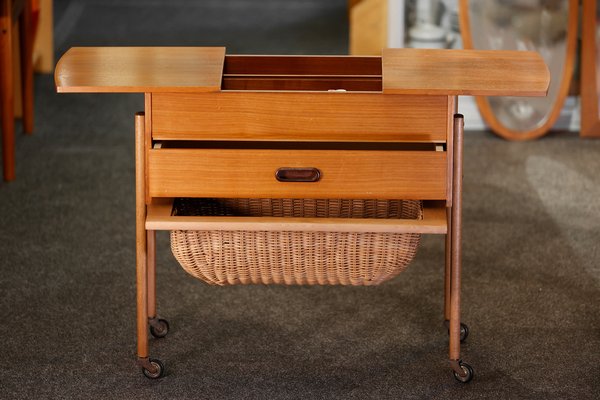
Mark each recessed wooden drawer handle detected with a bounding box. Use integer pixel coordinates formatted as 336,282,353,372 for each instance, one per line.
275,167,321,182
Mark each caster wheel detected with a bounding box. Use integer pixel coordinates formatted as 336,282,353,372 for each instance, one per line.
459,323,469,343
453,362,474,383
142,358,165,379
150,318,169,339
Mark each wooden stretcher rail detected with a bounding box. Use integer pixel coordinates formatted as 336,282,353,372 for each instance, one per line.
146,199,447,234
151,92,448,142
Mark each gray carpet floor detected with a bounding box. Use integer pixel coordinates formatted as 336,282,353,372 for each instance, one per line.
0,0,599,398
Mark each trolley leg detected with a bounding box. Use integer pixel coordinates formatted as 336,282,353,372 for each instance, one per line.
444,207,452,322
135,112,150,362
147,230,156,319
448,114,473,383
146,229,169,338
135,112,165,379
444,206,468,342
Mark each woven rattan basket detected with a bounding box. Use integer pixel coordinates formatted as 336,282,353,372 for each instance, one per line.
170,198,422,286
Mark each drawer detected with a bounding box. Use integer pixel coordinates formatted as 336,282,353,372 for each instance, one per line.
151,92,449,143
148,147,447,200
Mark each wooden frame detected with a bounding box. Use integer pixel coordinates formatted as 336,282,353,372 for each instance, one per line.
581,0,600,138
459,0,577,141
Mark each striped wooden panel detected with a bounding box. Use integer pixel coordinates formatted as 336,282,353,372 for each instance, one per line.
148,148,447,199
151,92,448,142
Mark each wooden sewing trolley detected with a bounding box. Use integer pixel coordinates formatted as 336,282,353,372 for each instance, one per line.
55,47,548,382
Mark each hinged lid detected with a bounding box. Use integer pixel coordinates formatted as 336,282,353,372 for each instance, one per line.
55,47,226,93
382,48,549,96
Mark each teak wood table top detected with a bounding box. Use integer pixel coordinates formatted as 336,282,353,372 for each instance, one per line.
55,47,549,96
381,48,549,96
55,47,226,93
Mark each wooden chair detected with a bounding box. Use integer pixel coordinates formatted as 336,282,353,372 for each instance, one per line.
1,0,34,182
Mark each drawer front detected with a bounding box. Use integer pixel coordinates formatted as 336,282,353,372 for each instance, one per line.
151,92,448,143
148,149,447,199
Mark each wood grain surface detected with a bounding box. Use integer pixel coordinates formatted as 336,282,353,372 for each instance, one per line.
55,47,226,93
145,198,448,234
151,92,448,142
223,54,381,76
382,48,549,96
147,148,447,199
55,47,549,97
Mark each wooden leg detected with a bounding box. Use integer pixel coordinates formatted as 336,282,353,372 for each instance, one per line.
146,229,169,339
135,112,165,379
147,230,156,319
449,114,463,362
444,207,452,321
19,0,33,134
135,112,149,360
1,0,15,181
448,114,473,382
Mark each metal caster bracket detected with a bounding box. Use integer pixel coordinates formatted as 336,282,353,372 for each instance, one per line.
450,359,474,383
137,357,165,379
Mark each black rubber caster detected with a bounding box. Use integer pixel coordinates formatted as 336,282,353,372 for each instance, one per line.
459,323,469,343
150,318,169,339
142,358,165,379
445,321,469,343
453,361,474,383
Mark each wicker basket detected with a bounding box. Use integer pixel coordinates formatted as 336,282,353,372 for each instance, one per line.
170,198,422,286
